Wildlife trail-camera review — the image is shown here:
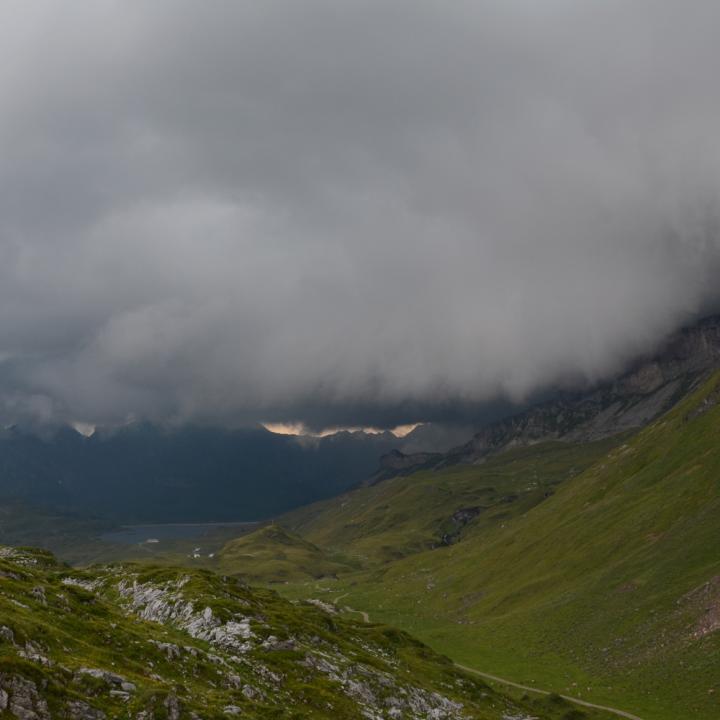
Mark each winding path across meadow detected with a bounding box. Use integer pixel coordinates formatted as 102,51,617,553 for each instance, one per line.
455,664,644,720
332,594,644,720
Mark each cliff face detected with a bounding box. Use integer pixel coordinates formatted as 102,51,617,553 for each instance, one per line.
447,315,720,464
377,315,720,474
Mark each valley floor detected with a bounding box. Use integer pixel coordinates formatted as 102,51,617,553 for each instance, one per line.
263,376,720,720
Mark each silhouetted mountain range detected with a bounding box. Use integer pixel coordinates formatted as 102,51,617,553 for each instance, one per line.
0,423,399,522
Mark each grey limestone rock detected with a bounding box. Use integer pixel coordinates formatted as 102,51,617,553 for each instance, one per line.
0,674,51,720
67,700,108,720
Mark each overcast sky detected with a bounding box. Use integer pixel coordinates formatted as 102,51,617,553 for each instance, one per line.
1,0,720,429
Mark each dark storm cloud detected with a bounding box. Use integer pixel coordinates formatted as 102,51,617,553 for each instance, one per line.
1,0,720,428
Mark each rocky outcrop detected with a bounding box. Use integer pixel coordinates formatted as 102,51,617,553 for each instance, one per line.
0,674,51,720
439,507,483,546
370,317,720,478
0,544,581,720
117,577,255,654
67,700,107,720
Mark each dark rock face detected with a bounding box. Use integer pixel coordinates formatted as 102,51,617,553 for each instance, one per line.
446,315,720,465
451,506,482,524
0,674,51,720
439,506,483,546
375,315,720,477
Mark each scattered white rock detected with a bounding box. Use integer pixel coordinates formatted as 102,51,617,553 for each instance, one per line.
306,598,337,614
61,577,101,592
118,578,255,654
149,640,182,661
30,586,47,605
75,668,127,687
67,700,107,719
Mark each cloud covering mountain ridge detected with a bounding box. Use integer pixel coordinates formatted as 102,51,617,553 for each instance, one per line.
1,1,720,428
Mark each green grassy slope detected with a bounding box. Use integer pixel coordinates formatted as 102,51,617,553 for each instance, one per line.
212,524,358,582
281,436,625,564
274,373,720,719
0,545,611,720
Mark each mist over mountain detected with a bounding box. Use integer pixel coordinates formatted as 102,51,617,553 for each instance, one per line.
1,2,720,431
1,313,716,526
399,423,481,455
371,314,720,479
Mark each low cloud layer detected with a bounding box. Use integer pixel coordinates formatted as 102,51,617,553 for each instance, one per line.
1,1,720,428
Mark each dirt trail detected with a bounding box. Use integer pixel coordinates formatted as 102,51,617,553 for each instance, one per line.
344,606,370,623
333,594,370,623
456,664,645,720
334,598,644,720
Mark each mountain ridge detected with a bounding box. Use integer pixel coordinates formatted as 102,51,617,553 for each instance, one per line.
379,314,720,476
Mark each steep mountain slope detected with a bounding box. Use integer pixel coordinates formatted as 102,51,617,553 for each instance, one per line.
281,437,624,564
0,424,400,523
454,315,720,459
386,315,720,476
274,371,720,719
0,546,610,720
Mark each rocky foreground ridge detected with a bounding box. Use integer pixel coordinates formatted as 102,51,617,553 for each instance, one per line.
0,546,556,719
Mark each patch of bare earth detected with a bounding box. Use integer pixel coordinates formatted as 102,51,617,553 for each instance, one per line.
680,575,720,639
